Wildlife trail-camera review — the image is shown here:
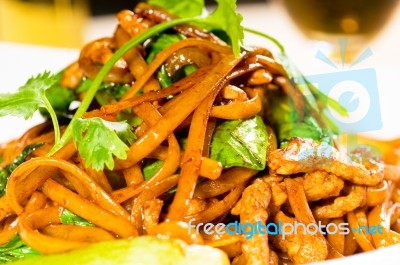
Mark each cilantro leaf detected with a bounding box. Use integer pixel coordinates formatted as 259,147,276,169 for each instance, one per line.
71,118,136,171
210,116,268,170
148,0,204,18
0,72,61,143
0,72,56,119
60,209,94,227
203,0,244,57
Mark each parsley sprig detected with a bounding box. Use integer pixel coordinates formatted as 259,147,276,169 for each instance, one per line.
0,72,61,144
71,118,136,171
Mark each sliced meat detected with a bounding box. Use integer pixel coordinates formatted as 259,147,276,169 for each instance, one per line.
268,138,383,186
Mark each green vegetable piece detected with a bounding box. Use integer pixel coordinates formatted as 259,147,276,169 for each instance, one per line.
149,0,204,18
146,34,186,88
0,143,43,197
44,72,76,112
146,34,185,63
183,64,198,76
44,85,76,115
7,236,229,265
60,209,94,227
0,72,56,119
278,117,323,145
71,118,136,171
117,111,144,128
142,160,164,180
0,235,40,263
157,65,173,88
268,94,331,147
0,72,61,143
210,116,268,170
77,79,130,105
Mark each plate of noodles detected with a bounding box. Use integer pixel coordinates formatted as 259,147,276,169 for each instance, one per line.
0,1,399,264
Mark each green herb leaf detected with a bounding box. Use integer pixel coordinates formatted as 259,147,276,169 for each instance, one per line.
0,143,43,197
77,79,130,104
71,118,136,171
268,93,331,147
60,209,94,227
44,72,77,112
0,72,61,144
210,116,268,170
0,235,40,263
146,34,186,64
148,0,204,18
203,0,244,57
142,160,164,180
146,34,186,88
95,84,131,106
0,72,56,119
278,117,326,147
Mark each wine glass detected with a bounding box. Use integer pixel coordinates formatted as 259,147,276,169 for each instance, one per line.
280,0,400,63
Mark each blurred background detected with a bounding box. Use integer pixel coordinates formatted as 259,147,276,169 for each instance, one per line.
0,0,263,48
0,0,398,59
1,0,399,63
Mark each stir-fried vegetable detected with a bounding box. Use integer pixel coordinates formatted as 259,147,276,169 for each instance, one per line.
210,116,268,170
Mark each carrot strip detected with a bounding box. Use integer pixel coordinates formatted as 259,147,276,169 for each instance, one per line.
327,218,345,255
123,163,145,186
198,157,222,180
6,157,129,219
41,179,137,238
19,206,89,254
148,221,203,245
167,78,224,221
368,204,400,248
41,224,115,242
347,210,375,251
101,66,210,115
210,88,262,120
184,183,246,224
